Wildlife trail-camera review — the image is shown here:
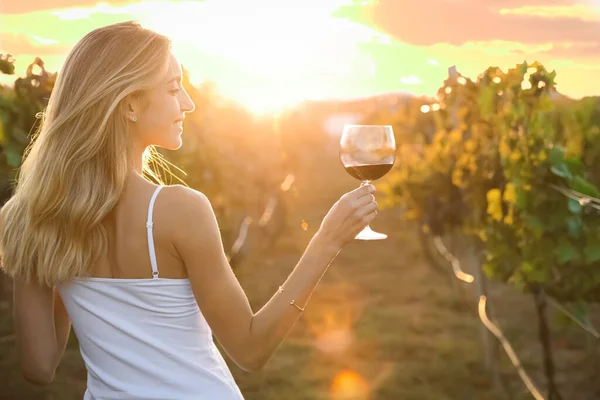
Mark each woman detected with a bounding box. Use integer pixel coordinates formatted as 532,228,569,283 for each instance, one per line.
0,21,378,399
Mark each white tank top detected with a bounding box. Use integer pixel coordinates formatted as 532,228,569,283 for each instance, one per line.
57,185,245,400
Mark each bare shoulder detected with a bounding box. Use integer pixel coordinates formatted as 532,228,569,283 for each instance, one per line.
155,186,254,371
162,184,210,208
159,184,221,248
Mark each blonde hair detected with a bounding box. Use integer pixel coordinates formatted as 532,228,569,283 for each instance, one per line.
0,21,176,286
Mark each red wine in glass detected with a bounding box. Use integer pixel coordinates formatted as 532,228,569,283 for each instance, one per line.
344,163,394,181
339,125,396,240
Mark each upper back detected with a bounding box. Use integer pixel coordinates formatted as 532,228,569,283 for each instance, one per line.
68,174,260,377
56,178,246,399
92,176,187,280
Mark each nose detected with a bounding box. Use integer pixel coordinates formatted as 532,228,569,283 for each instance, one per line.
181,91,195,114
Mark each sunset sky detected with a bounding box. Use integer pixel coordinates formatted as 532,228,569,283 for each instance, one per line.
1,0,599,113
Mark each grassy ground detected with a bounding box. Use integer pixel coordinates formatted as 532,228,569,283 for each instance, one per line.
1,150,600,399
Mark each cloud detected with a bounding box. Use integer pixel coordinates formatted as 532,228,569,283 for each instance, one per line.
500,4,600,22
400,75,422,85
544,42,600,58
0,0,134,14
29,35,60,45
0,33,72,56
334,0,600,46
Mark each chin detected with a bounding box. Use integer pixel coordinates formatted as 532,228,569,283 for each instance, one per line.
157,138,183,151
167,139,183,151
154,128,184,150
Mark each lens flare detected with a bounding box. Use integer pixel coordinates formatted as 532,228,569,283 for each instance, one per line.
330,370,370,400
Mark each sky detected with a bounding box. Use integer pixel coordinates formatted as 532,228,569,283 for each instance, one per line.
1,0,600,113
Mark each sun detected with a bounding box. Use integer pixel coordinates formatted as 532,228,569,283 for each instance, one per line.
140,0,384,114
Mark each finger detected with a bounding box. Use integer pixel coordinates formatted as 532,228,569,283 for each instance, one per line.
350,184,375,199
355,193,375,207
350,209,378,233
355,201,378,218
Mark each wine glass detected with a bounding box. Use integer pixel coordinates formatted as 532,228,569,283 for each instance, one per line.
339,124,396,240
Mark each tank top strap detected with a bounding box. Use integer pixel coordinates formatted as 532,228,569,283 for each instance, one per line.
146,185,164,279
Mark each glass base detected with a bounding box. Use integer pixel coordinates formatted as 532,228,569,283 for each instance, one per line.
355,225,387,240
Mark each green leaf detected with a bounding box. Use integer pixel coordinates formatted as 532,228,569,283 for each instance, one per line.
548,146,565,166
551,164,572,179
567,216,582,238
522,262,547,283
516,189,528,209
564,155,583,172
554,239,580,265
572,176,600,198
522,261,534,274
568,198,582,214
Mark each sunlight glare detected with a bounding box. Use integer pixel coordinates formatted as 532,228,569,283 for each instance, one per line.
314,327,354,356
140,0,385,114
330,370,370,400
302,282,367,357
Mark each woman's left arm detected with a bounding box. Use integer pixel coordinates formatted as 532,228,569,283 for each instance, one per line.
13,279,71,385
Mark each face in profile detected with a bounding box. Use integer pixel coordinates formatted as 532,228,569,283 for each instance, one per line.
128,52,195,151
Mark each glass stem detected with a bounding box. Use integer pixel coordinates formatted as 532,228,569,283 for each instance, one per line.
354,180,386,240
360,180,372,227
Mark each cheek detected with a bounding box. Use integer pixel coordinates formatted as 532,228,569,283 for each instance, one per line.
141,104,177,134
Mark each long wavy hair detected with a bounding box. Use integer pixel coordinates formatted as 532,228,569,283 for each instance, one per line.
0,21,176,286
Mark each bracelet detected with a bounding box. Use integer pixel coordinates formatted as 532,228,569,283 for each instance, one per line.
278,286,305,312
289,300,305,312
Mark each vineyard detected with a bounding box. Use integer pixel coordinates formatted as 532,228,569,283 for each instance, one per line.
1,52,600,399
367,62,600,399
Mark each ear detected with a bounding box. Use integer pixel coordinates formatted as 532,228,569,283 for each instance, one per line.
124,94,140,122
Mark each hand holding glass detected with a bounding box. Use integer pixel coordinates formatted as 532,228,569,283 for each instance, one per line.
339,125,396,240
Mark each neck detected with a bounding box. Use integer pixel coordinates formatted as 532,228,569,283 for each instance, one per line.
131,143,146,175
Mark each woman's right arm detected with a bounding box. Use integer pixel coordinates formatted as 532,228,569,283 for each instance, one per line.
170,184,377,372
